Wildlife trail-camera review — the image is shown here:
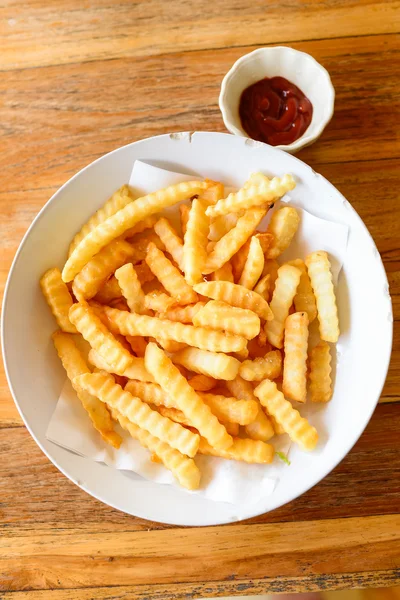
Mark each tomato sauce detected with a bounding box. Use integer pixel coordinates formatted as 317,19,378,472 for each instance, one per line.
239,76,313,146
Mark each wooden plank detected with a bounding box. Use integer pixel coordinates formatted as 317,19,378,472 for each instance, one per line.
1,1,399,71
0,513,399,591
1,35,399,197
0,404,399,533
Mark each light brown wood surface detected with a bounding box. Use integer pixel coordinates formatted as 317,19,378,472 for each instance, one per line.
0,1,399,597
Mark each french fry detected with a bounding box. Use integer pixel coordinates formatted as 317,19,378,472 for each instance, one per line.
261,259,279,295
144,342,233,450
206,173,295,217
94,276,122,305
210,261,234,282
74,372,200,457
40,268,77,333
154,217,184,270
194,281,273,321
145,242,198,305
238,236,265,289
265,207,300,259
159,302,206,323
287,259,317,323
239,350,282,382
72,239,134,301
203,208,266,274
126,335,147,357
52,331,121,448
134,261,156,285
200,180,224,205
68,185,133,257
208,212,241,241
254,379,318,451
265,264,301,348
115,262,146,314
123,215,158,240
62,180,208,282
183,198,209,285
88,348,154,381
110,407,200,490
157,405,193,427
172,347,240,380
231,232,273,282
179,204,190,236
101,305,247,353
188,374,216,391
153,338,187,353
226,376,275,441
282,312,309,403
109,297,129,311
126,380,257,425
198,437,274,464
269,414,286,435
305,251,340,343
69,303,134,373
253,274,270,300
193,300,260,340
130,231,165,263
144,290,177,313
309,341,333,403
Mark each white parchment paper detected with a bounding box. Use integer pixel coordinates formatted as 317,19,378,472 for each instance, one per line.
46,161,348,504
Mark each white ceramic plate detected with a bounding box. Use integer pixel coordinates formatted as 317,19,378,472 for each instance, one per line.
2,132,392,526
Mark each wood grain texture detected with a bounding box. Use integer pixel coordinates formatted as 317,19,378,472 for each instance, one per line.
1,1,400,596
1,1,400,70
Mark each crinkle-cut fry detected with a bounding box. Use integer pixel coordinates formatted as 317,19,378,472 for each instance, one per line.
130,231,165,263
198,437,274,463
172,347,240,380
201,393,259,425
231,346,249,360
309,341,333,403
72,239,134,301
239,350,282,382
134,261,156,285
40,268,77,333
206,173,295,218
254,274,270,300
238,236,265,290
265,206,300,259
126,335,147,357
183,198,209,285
74,372,200,457
153,217,184,270
305,251,340,343
88,348,154,382
153,338,187,353
145,342,233,450
265,264,301,349
122,215,158,239
200,180,224,205
225,376,274,441
203,208,266,274
144,290,177,313
188,374,216,391
145,242,198,305
208,211,242,242
114,262,146,314
69,303,134,373
194,281,273,321
109,297,129,311
254,379,318,451
193,300,260,340
68,185,132,257
111,407,200,490
282,312,309,403
62,181,207,282
101,306,247,352
52,331,121,448
286,259,317,323
261,260,279,294
157,405,193,427
179,203,190,236
231,232,273,282
269,414,286,435
159,302,206,323
211,261,234,282
94,276,122,304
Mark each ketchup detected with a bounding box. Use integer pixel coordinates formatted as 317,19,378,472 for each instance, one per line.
239,76,313,146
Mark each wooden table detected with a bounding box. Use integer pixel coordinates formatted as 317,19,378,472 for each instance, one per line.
1,1,399,597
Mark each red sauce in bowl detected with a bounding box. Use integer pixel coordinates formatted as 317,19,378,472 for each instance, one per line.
239,76,313,146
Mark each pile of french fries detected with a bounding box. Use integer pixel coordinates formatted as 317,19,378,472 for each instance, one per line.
40,173,339,491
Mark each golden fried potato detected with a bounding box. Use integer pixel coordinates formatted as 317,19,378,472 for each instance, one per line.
305,251,340,343
40,267,77,333
309,341,332,403
282,312,309,403
265,264,301,348
265,207,300,259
